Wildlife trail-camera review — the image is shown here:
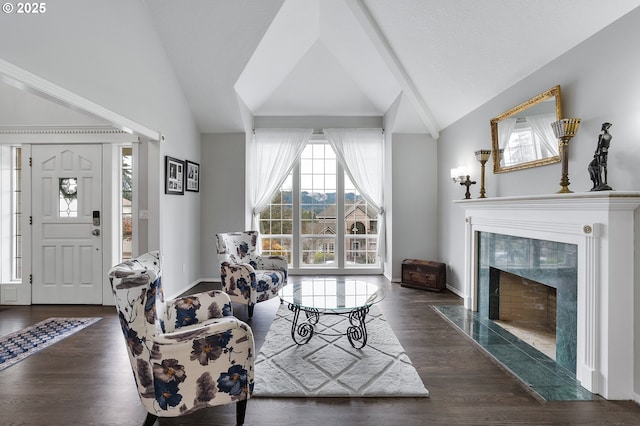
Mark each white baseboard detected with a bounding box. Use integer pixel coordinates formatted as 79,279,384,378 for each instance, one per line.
446,283,465,299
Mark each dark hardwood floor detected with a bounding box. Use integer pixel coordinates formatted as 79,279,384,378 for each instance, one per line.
1,275,639,425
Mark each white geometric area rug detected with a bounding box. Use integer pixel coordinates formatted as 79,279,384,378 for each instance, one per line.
253,304,429,397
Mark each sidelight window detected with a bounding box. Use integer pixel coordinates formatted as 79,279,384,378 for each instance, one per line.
0,146,22,282
120,146,133,260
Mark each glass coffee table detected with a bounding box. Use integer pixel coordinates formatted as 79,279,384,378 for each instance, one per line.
279,278,385,349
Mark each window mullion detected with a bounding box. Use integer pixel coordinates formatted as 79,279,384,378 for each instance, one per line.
292,161,301,269
336,160,345,269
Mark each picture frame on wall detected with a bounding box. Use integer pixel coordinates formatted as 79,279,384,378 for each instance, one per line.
165,156,184,195
185,160,200,192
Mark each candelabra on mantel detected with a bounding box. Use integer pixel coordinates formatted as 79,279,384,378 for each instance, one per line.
551,118,581,193
474,149,491,198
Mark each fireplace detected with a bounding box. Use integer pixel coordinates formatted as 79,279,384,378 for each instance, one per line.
455,192,640,400
491,270,557,359
478,232,577,372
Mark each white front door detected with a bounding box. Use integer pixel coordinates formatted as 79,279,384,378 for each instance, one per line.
31,144,103,304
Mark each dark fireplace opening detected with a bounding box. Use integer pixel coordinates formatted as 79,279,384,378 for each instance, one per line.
489,269,557,360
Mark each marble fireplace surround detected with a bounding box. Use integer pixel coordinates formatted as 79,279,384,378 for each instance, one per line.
455,192,640,400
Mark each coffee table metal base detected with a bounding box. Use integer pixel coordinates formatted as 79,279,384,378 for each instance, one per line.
285,302,370,349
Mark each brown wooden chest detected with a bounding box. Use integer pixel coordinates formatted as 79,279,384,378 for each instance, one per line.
401,259,447,292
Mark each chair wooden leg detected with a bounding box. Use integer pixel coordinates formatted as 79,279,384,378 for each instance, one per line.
248,304,254,318
142,412,158,426
236,399,248,426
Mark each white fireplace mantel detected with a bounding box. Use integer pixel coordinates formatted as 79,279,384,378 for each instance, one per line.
454,192,640,400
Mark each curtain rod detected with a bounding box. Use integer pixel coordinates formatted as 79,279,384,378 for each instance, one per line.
252,128,385,135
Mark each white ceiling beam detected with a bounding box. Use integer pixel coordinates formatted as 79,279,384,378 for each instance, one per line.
345,0,439,139
0,58,160,141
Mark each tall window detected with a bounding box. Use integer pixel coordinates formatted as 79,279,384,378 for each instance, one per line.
300,143,337,265
345,175,378,265
259,173,293,263
120,147,133,260
260,141,379,271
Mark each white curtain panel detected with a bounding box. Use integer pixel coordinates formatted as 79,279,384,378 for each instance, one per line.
497,117,517,160
323,128,386,259
249,128,313,231
527,113,559,157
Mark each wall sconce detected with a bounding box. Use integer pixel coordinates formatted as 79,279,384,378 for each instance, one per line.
474,149,491,198
450,166,468,183
551,118,581,193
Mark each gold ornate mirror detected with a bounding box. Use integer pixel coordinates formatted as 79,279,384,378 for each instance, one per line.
491,85,562,173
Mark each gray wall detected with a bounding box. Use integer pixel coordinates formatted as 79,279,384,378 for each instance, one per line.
437,7,640,394
390,133,439,281
439,7,640,293
200,133,247,279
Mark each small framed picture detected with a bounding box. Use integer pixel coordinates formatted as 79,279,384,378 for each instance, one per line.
165,156,184,195
185,160,200,192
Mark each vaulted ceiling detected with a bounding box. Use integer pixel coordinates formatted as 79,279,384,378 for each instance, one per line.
143,0,640,137
3,1,640,138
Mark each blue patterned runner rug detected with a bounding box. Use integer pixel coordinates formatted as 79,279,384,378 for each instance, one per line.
0,317,101,372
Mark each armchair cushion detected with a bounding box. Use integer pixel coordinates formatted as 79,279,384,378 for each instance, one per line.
164,290,233,333
221,262,284,305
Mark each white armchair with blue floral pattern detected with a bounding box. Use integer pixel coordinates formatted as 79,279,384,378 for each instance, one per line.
216,231,288,318
108,251,254,426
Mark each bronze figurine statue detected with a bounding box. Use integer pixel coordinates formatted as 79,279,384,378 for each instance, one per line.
589,122,613,191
